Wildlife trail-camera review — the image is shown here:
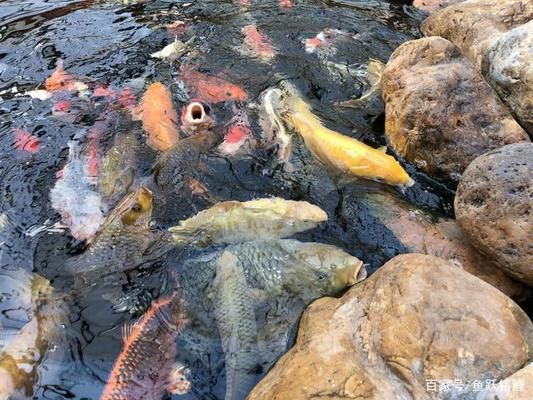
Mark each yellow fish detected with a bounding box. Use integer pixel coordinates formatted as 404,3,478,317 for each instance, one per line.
280,85,414,188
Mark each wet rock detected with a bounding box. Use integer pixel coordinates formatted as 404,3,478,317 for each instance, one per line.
413,0,465,14
382,36,529,182
455,143,533,285
361,190,527,299
248,254,533,400
421,0,533,70
483,21,533,136
478,363,533,399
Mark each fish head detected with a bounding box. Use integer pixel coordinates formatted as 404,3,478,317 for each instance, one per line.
181,100,215,135
280,199,328,224
105,187,152,227
288,243,366,296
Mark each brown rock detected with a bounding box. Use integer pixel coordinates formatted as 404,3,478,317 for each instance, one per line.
478,363,533,399
421,0,533,70
248,254,533,400
361,190,527,299
455,143,533,285
413,0,466,14
483,20,533,136
382,36,529,182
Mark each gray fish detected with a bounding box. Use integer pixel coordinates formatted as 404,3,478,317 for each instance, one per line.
212,252,261,400
194,239,366,399
65,187,171,278
338,59,385,114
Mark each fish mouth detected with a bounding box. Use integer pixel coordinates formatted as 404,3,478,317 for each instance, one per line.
186,102,206,123
348,260,367,286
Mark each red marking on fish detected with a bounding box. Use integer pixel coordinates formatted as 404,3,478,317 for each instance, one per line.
93,86,116,98
13,128,40,154
242,25,276,61
238,0,252,6
279,0,293,8
53,100,72,113
45,62,86,92
181,67,247,103
101,292,188,400
219,109,253,155
118,88,136,111
166,20,188,37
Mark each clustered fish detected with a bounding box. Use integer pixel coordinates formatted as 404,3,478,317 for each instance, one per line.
12,2,427,399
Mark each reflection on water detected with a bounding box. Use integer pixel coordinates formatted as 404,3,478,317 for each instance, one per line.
0,1,447,399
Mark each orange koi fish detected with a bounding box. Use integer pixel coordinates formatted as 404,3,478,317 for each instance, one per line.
137,82,180,151
101,292,189,400
241,25,276,61
13,128,40,154
181,67,247,103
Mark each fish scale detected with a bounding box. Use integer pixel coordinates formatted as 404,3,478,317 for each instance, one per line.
101,293,187,400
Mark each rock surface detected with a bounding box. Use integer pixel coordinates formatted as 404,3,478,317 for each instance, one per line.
413,0,465,14
248,254,533,400
421,0,533,70
360,190,527,299
483,21,533,136
382,36,529,182
455,143,533,285
478,363,533,399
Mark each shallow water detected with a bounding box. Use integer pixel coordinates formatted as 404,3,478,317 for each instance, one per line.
0,1,457,399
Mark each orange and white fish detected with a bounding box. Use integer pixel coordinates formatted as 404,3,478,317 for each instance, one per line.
241,25,276,61
218,106,255,156
180,67,247,103
101,292,189,400
279,0,293,8
136,82,180,151
45,61,88,93
303,28,354,54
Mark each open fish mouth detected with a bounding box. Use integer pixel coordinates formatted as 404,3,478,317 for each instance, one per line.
185,101,207,123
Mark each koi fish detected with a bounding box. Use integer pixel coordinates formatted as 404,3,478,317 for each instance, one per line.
45,61,88,93
181,67,247,103
218,106,254,156
137,82,180,151
150,37,195,62
100,292,189,400
303,28,354,54
180,101,215,136
165,20,188,37
279,0,293,8
279,83,414,187
241,25,276,61
13,128,40,154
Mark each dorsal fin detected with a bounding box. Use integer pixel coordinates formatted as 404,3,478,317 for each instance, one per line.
121,322,135,343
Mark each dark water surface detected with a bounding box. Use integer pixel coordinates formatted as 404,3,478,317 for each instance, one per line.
0,1,453,399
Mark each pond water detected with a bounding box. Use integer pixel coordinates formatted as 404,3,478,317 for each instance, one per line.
0,1,459,399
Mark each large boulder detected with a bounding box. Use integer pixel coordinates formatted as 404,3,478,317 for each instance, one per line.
382,36,529,183
248,254,533,400
483,21,533,135
421,0,533,70
455,143,533,285
413,0,466,14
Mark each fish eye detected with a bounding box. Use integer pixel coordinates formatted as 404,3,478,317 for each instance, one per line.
317,272,327,281
131,203,142,213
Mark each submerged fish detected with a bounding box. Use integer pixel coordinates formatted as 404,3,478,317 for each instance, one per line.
241,25,276,61
50,138,106,241
45,61,88,93
180,101,215,136
99,133,139,201
203,239,365,399
180,67,247,103
65,187,170,278
168,197,327,247
218,106,254,156
302,28,354,54
101,292,188,400
213,252,261,400
12,128,40,154
137,82,180,151
257,88,292,163
151,131,216,199
338,59,385,114
150,37,195,62
279,83,414,187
